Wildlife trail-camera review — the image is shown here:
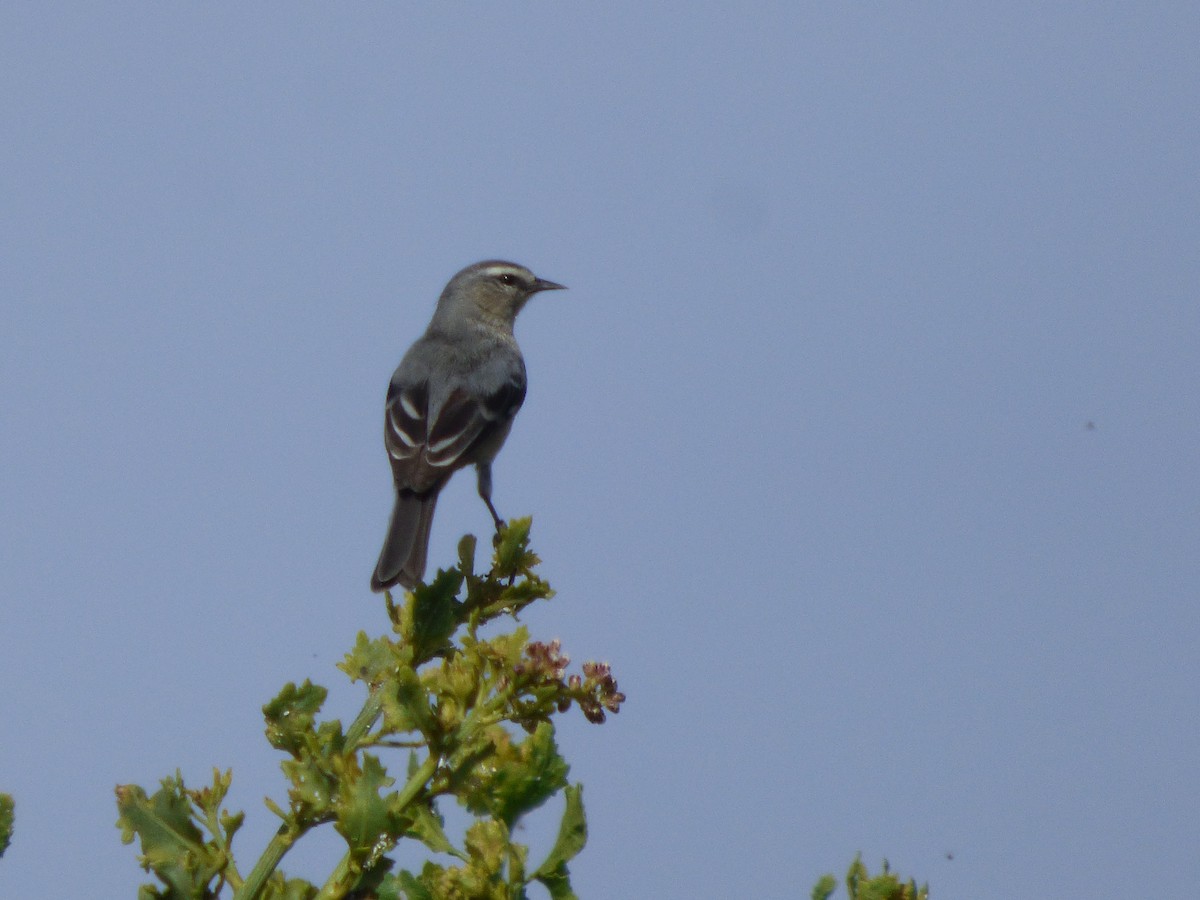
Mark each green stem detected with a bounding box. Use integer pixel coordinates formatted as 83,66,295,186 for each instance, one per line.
232,688,386,900
231,825,298,900
395,748,441,808
312,751,441,900
345,686,385,748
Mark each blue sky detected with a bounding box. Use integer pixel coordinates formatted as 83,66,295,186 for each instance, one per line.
2,5,1197,898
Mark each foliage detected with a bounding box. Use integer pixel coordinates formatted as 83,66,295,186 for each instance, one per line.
111,518,930,898
812,855,929,900
0,793,13,858
115,519,624,899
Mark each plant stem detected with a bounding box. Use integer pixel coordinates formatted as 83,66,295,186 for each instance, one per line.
312,751,441,900
394,747,441,808
345,685,385,748
232,687,387,900
231,825,296,900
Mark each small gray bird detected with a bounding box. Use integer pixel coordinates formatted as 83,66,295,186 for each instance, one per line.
371,260,565,592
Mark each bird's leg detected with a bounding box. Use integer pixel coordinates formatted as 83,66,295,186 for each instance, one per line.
476,464,505,533
484,496,504,532
478,465,514,585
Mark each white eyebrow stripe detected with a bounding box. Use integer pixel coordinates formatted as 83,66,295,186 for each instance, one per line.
400,391,423,420
482,264,524,278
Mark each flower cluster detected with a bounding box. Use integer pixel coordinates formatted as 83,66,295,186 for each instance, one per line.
517,639,571,680
510,641,625,724
575,660,626,724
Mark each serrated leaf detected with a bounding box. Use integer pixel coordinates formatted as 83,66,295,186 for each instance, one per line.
409,569,463,660
492,517,533,570
339,631,401,684
115,780,204,857
461,723,569,826
263,681,328,755
406,800,459,857
334,753,399,851
531,784,586,883
462,818,508,874
114,776,223,896
382,665,436,736
492,577,554,614
280,756,335,818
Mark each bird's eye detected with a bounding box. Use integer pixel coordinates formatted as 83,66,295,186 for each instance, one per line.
497,273,518,286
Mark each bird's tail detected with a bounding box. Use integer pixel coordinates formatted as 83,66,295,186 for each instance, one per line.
371,490,438,592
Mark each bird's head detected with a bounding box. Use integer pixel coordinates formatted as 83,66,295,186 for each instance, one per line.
436,260,566,331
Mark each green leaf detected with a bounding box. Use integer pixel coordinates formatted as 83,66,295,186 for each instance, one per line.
406,800,460,857
339,631,402,685
461,723,569,826
187,768,235,828
0,793,13,858
115,779,204,857
280,756,336,819
461,818,509,877
263,680,328,755
494,577,555,614
842,855,928,900
114,775,224,897
493,517,534,573
382,665,436,736
219,808,245,842
334,753,399,852
538,871,578,900
811,873,837,900
531,783,586,886
264,795,289,821
409,568,463,660
378,869,436,900
846,853,867,899
457,534,478,577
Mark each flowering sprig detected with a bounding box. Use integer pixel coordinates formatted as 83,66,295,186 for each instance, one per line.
511,641,625,726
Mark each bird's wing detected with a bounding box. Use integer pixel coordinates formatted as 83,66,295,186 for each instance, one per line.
385,379,525,493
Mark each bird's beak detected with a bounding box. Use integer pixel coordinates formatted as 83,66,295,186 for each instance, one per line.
531,277,566,294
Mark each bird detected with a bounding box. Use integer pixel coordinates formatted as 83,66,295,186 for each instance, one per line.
370,260,566,592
